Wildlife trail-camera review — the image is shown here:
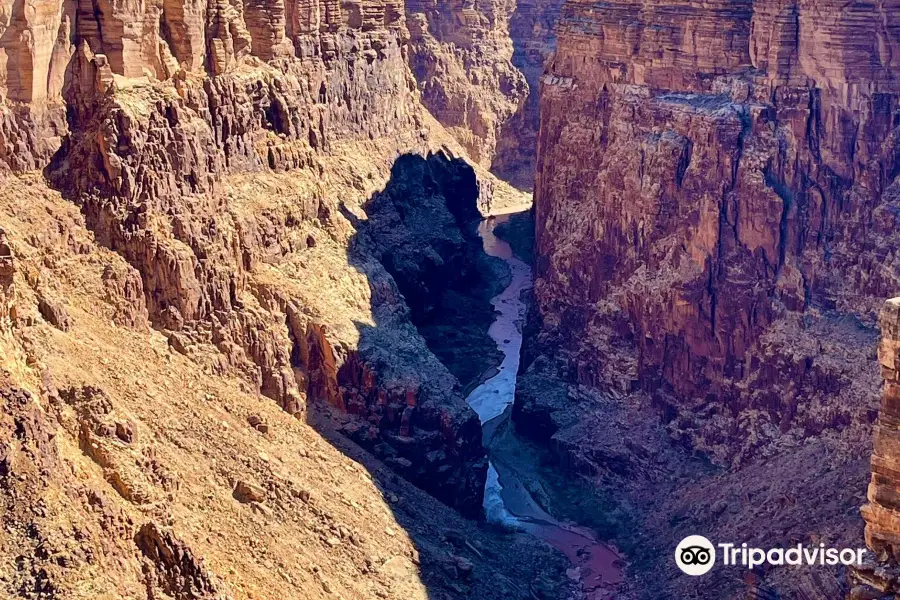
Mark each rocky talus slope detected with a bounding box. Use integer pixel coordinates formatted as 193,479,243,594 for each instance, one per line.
40,0,486,517
0,189,566,598
530,0,900,464
0,0,569,598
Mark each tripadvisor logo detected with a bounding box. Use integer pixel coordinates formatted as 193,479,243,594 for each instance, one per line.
674,535,869,576
675,535,716,576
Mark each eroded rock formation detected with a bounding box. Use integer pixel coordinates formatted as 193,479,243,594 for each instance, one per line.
857,298,900,595
315,153,492,514
0,0,71,170
134,523,228,600
405,0,527,167
491,0,564,189
529,0,900,463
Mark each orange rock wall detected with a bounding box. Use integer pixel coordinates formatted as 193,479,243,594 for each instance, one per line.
858,298,900,594
0,0,492,515
863,299,900,551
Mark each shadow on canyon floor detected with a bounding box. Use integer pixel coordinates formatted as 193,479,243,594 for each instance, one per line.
305,152,573,600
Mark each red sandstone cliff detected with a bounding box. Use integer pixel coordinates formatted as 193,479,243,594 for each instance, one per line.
530,0,900,463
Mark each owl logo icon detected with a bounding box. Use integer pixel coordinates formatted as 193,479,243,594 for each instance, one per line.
675,535,716,575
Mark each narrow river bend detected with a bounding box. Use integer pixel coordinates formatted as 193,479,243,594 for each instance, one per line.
466,211,624,599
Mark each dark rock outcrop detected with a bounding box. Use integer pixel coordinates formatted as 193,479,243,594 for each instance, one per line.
354,153,483,324
334,152,491,516
134,523,227,600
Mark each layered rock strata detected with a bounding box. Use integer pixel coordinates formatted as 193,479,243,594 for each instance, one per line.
403,0,567,189
491,0,565,190
405,0,527,167
0,0,72,171
0,0,580,596
530,0,900,463
0,0,504,517
857,298,900,595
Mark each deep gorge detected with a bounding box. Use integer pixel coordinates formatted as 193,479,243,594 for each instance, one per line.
0,0,899,599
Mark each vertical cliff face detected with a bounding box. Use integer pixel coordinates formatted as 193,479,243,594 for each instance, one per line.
858,297,900,595
491,0,564,190
404,0,528,168
0,0,72,170
531,0,900,462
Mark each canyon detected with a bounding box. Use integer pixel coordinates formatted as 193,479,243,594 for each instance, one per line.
0,0,570,597
519,0,900,597
0,0,899,599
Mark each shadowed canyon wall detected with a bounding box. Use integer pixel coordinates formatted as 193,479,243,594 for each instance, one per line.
530,0,900,463
491,0,564,190
404,0,566,188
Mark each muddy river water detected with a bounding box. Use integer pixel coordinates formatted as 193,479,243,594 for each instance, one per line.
466,212,624,599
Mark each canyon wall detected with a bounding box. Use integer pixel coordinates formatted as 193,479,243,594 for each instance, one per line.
530,0,900,463
405,0,527,168
0,0,502,518
0,0,72,170
404,0,568,189
858,297,900,595
491,0,564,190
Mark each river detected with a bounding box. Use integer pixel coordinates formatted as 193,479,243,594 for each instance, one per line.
465,211,624,599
